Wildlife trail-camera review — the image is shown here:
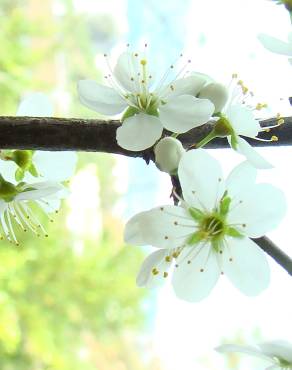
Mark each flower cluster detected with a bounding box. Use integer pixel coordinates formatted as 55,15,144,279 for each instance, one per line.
0,93,77,244
78,46,287,302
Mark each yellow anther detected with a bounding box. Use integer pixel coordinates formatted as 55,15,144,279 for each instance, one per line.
276,113,282,119
152,268,159,275
172,251,179,258
277,118,285,125
165,256,171,262
163,272,168,278
232,73,238,78
237,79,244,86
256,103,263,110
265,128,271,132
242,86,248,94
271,135,278,142
140,59,147,65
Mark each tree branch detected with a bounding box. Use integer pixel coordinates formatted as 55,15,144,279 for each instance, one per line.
1,115,292,276
253,236,292,276
0,116,291,155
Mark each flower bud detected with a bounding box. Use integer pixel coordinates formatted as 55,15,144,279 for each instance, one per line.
198,83,229,113
154,137,185,174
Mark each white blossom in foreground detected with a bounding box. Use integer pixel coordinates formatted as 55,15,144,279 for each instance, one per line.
258,32,292,65
216,341,292,369
124,150,286,302
0,93,77,183
78,48,215,151
0,176,68,245
196,76,283,169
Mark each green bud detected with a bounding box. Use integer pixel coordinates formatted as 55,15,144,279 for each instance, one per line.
198,82,229,113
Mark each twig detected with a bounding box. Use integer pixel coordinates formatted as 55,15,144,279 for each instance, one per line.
253,236,292,276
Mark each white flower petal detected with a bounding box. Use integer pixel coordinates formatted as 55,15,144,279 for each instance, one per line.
178,149,225,211
259,341,292,363
0,200,7,214
116,113,163,151
124,205,196,249
28,151,77,182
236,137,273,169
136,249,171,287
226,161,257,198
78,79,127,115
159,95,214,133
189,71,214,85
17,93,53,117
258,33,292,56
228,183,286,238
216,344,274,362
16,182,65,201
113,51,140,91
161,75,207,98
226,104,260,138
172,244,220,302
222,237,270,296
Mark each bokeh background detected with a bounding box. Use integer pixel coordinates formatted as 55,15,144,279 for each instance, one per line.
0,0,291,369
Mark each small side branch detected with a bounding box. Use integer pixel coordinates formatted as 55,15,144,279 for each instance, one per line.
253,236,292,276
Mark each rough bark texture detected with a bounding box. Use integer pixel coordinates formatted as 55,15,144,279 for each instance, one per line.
0,116,291,156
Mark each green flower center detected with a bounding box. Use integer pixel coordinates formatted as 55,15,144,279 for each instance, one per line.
187,194,244,250
200,214,225,238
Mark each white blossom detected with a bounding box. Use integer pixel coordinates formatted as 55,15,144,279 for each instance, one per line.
196,76,283,169
124,149,286,302
78,49,215,151
216,340,292,369
0,93,77,183
0,178,68,245
258,32,292,65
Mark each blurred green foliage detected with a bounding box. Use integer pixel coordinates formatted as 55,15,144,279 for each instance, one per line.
0,1,148,369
